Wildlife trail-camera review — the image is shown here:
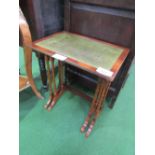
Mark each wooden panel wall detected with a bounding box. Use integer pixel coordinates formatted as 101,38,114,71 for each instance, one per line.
20,0,64,87
71,0,134,10
20,0,64,40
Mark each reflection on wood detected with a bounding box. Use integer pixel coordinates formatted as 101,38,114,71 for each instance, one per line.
19,76,30,92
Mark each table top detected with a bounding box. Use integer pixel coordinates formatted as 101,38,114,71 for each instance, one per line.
31,31,129,81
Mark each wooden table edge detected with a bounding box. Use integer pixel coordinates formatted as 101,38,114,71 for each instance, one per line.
29,32,130,82
110,48,129,81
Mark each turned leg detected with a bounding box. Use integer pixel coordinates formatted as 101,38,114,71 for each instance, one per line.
51,57,57,95
47,60,65,111
58,61,64,89
38,54,47,88
44,56,54,109
85,79,111,137
81,79,102,132
84,81,105,137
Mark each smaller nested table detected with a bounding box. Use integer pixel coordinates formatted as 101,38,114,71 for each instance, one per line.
29,31,129,137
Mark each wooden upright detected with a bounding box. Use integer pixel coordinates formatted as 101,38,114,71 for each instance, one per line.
19,8,43,99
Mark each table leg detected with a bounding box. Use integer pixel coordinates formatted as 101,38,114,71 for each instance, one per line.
80,79,103,133
85,79,111,137
44,56,54,109
38,54,47,88
51,57,57,95
46,60,65,111
84,80,105,137
58,61,64,89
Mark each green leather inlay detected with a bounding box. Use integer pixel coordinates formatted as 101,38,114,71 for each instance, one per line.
35,32,123,70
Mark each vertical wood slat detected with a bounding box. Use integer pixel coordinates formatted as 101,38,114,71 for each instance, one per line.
45,56,53,97
50,57,57,95
64,0,71,31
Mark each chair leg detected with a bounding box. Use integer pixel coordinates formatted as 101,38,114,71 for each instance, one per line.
24,47,43,99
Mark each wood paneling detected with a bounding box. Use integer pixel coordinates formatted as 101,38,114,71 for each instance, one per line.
70,3,134,47
71,0,134,10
